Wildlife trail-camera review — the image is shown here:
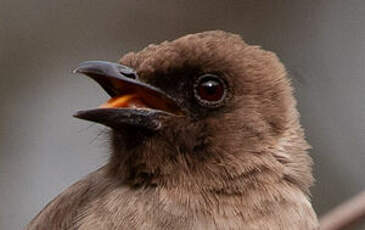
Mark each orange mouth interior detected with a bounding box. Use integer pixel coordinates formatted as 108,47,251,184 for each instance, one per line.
100,94,145,109
100,92,182,115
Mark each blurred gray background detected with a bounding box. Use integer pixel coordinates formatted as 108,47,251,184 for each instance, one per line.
1,1,364,229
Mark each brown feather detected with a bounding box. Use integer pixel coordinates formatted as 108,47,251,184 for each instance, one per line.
27,31,319,230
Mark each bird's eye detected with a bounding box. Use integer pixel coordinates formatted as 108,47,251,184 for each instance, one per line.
194,74,227,107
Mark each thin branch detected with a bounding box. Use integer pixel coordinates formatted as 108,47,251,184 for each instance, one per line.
320,190,365,230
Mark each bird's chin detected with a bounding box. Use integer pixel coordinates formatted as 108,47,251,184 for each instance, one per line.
72,60,183,131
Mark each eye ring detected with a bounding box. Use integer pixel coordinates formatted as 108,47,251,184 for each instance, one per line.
193,74,228,107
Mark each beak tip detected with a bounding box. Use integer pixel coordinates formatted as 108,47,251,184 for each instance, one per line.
73,110,85,119
72,60,99,75
72,66,83,75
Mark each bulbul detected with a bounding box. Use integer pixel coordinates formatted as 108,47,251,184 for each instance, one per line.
27,31,319,230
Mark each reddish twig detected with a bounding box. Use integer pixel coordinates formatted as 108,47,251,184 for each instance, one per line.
320,190,365,230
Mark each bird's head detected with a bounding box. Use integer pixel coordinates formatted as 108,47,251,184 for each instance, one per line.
74,31,313,193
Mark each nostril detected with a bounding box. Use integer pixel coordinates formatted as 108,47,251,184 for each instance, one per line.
122,72,138,80
118,65,138,80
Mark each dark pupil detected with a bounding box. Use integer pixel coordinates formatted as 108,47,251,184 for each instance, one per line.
198,78,224,101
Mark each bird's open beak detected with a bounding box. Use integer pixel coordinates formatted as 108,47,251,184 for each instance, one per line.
73,61,182,130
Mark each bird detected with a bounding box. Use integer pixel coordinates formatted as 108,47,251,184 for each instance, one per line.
26,31,319,230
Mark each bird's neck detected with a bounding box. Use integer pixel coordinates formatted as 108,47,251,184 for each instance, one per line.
107,123,313,197
105,125,316,228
